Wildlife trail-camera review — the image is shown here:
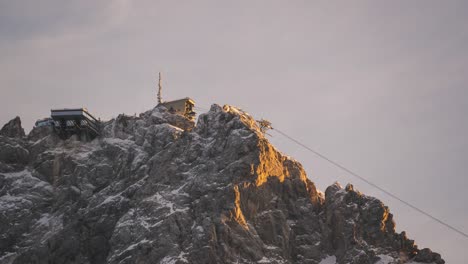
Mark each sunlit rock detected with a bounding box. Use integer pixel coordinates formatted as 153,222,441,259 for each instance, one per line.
0,105,444,263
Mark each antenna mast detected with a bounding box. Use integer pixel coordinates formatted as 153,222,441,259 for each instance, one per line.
157,72,163,104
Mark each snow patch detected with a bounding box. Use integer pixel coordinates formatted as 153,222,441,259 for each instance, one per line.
131,148,147,170
319,255,337,264
122,238,151,253
257,257,272,263
36,214,64,243
36,213,53,227
108,238,153,262
144,192,189,216
100,193,124,206
264,244,278,250
257,256,286,263
151,108,165,118
0,193,28,211
375,255,394,264
160,251,189,264
104,138,137,150
170,183,189,197
0,252,17,263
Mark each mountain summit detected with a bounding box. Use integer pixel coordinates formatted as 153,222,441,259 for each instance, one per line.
0,104,444,264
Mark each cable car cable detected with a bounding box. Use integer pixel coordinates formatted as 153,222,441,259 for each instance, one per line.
272,127,468,239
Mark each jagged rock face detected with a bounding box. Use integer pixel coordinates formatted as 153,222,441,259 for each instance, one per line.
0,117,25,139
0,105,444,264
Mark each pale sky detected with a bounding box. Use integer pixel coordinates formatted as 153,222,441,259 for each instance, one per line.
1,1,468,263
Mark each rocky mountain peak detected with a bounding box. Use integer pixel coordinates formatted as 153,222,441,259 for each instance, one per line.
0,116,25,139
0,104,444,263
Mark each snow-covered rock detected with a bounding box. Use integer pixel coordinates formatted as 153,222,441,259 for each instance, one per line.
0,104,444,264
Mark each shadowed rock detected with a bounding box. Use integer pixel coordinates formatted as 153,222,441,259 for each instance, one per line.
0,116,25,138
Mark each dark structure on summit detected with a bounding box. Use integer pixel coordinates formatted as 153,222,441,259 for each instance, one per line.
50,108,101,140
156,72,196,121
159,98,196,121
35,117,54,128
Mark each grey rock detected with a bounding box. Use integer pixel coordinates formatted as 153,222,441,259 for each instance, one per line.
0,136,29,172
0,117,25,139
28,125,55,142
0,105,444,264
413,248,444,264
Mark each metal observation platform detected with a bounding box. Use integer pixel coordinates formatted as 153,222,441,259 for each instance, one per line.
50,108,101,140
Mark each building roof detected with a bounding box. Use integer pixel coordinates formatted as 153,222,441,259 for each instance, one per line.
51,108,99,123
51,108,88,112
160,97,195,105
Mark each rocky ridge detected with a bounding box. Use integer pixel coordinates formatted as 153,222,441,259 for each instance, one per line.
0,104,444,264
